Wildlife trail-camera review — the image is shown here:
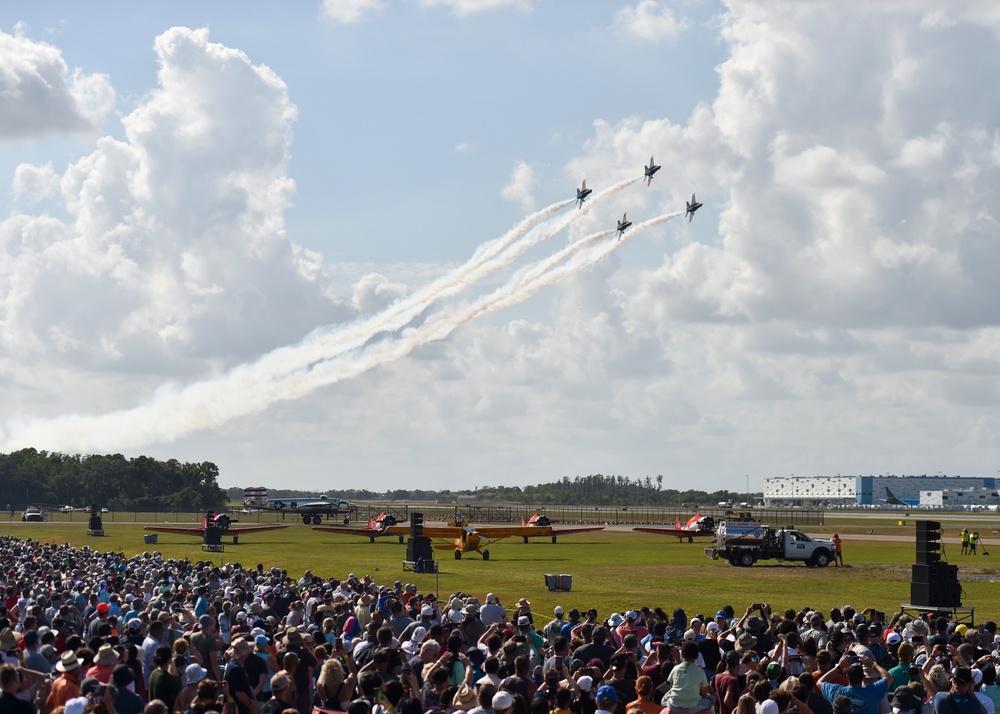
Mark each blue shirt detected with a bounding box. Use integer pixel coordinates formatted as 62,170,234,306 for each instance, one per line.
821,679,890,714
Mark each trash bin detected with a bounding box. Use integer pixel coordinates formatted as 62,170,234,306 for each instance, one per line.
559,574,573,591
544,574,559,591
143,534,158,544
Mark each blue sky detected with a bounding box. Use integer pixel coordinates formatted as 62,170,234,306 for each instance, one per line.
2,1,1000,493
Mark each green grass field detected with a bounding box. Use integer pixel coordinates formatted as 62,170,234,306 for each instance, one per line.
3,517,999,622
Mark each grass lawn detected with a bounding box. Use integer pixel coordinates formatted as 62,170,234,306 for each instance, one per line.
3,517,999,622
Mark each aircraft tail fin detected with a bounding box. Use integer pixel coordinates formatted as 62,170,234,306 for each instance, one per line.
675,517,683,529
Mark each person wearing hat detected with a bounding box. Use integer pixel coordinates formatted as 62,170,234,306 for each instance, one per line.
595,684,618,714
545,606,566,645
85,643,119,683
515,614,544,661
175,663,208,713
191,614,222,682
48,650,83,709
111,664,145,714
715,650,744,714
933,666,983,714
261,672,295,714
279,628,317,714
225,638,257,714
493,690,515,714
460,603,486,646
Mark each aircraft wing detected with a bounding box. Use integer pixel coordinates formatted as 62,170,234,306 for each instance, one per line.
312,524,410,537
226,524,289,534
143,524,288,537
144,525,205,536
632,526,715,540
548,525,605,536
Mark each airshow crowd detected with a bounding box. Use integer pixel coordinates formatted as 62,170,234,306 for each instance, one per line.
0,536,996,714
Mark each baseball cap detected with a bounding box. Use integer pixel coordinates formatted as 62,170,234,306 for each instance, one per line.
596,685,618,704
577,676,594,692
725,650,742,665
492,692,514,711
554,606,564,616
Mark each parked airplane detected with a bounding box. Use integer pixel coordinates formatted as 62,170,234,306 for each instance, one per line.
633,513,717,542
685,193,703,222
576,180,592,208
313,512,405,542
144,512,288,544
644,156,661,185
314,513,604,559
881,487,918,507
616,213,632,239
246,492,358,525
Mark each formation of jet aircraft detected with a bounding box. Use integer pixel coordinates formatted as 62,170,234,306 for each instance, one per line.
570,157,703,235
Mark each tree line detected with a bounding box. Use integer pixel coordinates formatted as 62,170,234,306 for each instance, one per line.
231,473,754,507
0,448,227,512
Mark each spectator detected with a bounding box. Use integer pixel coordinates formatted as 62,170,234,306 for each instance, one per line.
818,655,892,714
48,651,83,709
662,641,713,714
147,645,181,712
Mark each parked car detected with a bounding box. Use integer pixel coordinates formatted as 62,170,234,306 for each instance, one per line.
22,507,45,522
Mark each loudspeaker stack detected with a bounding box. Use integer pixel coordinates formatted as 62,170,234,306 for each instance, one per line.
911,520,961,607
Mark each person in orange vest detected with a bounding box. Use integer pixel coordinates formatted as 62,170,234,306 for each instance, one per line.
831,534,844,566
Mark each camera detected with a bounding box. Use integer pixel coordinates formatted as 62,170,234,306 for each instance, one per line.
752,604,766,612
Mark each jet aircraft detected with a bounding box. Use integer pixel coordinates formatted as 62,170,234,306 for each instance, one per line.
881,487,918,507
246,493,358,525
144,512,288,544
685,193,703,222
314,513,604,560
644,156,661,185
633,513,716,543
616,213,632,239
576,180,592,209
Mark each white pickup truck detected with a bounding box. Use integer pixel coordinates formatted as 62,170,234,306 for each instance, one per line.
705,520,835,567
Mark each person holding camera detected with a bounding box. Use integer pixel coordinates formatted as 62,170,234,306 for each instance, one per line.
1,663,49,714
818,654,893,714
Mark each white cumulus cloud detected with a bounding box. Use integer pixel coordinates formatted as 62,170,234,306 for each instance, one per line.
0,27,114,139
500,161,536,212
614,0,688,43
321,0,385,23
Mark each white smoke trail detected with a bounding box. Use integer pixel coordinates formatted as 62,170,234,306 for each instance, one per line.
0,197,670,452
266,176,640,374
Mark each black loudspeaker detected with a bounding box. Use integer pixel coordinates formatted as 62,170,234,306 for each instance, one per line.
88,503,103,532
916,521,943,564
410,512,424,539
204,526,222,546
910,562,961,607
407,536,433,562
